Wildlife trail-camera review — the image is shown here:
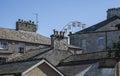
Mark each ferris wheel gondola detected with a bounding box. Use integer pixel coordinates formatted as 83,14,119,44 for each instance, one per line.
61,21,87,35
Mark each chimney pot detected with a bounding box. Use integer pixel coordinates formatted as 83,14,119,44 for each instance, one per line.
24,21,26,23
21,20,23,22
60,31,65,38
55,31,58,36
29,20,32,23
53,29,56,35
18,19,21,22
60,31,62,37
63,32,65,38
32,21,34,24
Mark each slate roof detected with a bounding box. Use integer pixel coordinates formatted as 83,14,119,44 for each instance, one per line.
67,44,81,49
58,64,92,76
57,60,97,76
0,59,42,75
11,47,53,62
75,16,120,34
0,28,51,45
57,51,116,76
0,28,81,49
62,51,109,63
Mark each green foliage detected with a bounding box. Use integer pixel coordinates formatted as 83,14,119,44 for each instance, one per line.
108,42,120,61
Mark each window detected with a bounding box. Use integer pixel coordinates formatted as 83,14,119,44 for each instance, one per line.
0,57,7,64
0,41,7,50
115,24,120,30
19,43,25,54
19,47,24,53
98,37,105,46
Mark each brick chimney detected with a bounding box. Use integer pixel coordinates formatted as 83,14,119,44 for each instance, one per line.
50,29,68,50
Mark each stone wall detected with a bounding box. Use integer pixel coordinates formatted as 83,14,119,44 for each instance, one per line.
53,38,68,51
16,19,37,32
70,30,120,53
70,32,106,53
107,7,120,19
0,39,47,61
70,18,120,53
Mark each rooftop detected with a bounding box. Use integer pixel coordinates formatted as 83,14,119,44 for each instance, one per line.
0,28,51,45
75,16,120,34
10,47,53,62
0,59,42,75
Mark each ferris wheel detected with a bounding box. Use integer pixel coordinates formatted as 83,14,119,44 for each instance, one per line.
61,21,87,35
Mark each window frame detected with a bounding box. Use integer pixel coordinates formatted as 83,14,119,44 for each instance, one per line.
18,43,25,54
0,57,7,64
98,37,105,46
0,41,7,50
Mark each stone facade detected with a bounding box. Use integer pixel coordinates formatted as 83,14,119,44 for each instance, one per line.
70,15,120,53
65,7,120,76
25,30,80,65
70,30,120,53
0,38,49,63
16,19,37,32
0,19,50,64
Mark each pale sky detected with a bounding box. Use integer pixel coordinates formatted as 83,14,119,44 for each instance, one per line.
0,0,120,37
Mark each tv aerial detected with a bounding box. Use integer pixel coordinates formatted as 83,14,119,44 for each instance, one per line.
61,21,87,36
33,13,39,30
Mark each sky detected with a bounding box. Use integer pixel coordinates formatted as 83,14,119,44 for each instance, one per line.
0,0,120,37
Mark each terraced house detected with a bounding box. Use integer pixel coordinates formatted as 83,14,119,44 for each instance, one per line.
0,19,51,64
1,7,120,76
70,7,120,54
67,7,120,76
0,59,64,76
0,18,82,76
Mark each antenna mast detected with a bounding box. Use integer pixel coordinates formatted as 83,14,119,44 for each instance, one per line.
34,13,39,30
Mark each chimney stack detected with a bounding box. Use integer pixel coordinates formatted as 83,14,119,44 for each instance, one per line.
16,19,37,32
107,7,120,19
50,29,68,50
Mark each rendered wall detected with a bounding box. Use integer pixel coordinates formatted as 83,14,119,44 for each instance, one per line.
24,62,62,76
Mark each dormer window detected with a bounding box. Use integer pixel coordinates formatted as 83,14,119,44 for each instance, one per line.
115,24,120,30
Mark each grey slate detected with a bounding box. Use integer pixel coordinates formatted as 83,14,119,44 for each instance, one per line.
11,47,53,62
0,28,50,45
75,16,120,34
0,59,42,75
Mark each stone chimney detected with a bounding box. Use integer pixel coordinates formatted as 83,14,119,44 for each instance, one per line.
50,29,68,50
107,7,120,19
16,19,37,32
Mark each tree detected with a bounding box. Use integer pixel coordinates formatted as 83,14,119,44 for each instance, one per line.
108,41,120,76
108,42,120,61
